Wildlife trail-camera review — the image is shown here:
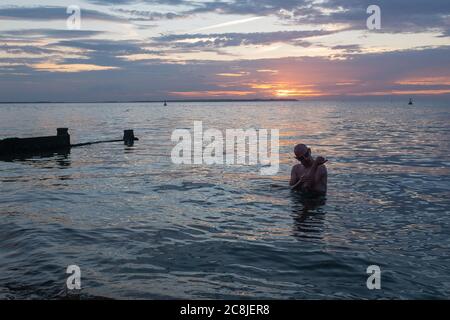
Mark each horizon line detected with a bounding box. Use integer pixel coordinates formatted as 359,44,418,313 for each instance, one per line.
0,94,449,104
0,94,450,104
0,98,299,104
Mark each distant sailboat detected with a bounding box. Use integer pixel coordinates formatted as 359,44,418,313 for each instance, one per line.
164,100,167,106
408,98,413,105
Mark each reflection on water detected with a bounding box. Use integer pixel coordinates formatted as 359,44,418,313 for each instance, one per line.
0,149,71,168
0,101,449,299
291,192,326,241
0,148,70,167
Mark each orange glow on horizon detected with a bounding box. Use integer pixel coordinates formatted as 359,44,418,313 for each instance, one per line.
395,76,450,86
170,90,256,97
208,71,450,99
352,89,450,96
244,81,324,97
275,89,323,97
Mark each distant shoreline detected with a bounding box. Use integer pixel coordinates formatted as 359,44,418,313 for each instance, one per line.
0,99,298,104
1,96,448,104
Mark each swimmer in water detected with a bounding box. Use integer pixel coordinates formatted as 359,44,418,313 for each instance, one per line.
289,144,328,195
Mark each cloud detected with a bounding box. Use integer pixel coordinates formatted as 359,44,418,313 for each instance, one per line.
112,8,186,21
438,29,450,38
170,90,256,97
256,69,279,74
117,0,450,35
0,37,161,75
1,29,105,39
55,39,151,55
331,44,361,53
0,43,60,55
86,0,192,6
72,0,450,36
290,0,450,33
1,45,449,101
152,30,330,48
216,72,249,77
0,6,125,22
184,0,311,16
31,62,119,73
193,17,265,32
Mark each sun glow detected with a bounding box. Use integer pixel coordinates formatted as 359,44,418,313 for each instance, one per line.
275,89,323,97
243,81,324,97
170,90,256,97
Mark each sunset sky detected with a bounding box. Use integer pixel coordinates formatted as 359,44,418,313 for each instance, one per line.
0,0,449,101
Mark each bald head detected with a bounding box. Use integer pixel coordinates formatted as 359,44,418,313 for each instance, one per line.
294,144,308,158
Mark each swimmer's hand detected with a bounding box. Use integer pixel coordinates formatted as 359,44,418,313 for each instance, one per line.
300,175,313,185
314,156,328,166
290,179,303,190
291,175,313,190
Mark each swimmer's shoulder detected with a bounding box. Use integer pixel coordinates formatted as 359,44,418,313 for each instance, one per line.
317,164,328,176
292,163,304,170
291,163,305,173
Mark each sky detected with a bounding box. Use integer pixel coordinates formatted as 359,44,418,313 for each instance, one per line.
0,0,449,102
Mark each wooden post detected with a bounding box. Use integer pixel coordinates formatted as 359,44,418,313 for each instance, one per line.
1,128,137,157
57,128,69,136
0,128,71,156
57,127,70,148
123,130,135,146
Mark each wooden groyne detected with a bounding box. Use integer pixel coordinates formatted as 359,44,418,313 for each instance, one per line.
0,128,138,157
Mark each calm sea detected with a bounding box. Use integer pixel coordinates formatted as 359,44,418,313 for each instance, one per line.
0,101,449,299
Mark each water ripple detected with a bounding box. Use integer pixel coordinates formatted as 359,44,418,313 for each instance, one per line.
1,101,449,299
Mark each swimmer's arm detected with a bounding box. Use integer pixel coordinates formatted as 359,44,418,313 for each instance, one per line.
301,162,320,186
313,165,327,194
289,166,300,186
303,158,327,191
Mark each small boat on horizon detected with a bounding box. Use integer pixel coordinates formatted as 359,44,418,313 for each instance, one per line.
408,98,413,105
164,101,167,106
